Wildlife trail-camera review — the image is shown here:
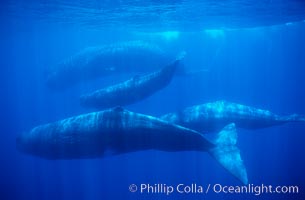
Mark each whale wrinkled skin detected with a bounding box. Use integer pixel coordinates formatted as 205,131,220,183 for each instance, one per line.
16,107,248,184
161,100,305,133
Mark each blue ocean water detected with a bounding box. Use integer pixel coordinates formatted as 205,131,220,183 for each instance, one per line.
1,0,305,200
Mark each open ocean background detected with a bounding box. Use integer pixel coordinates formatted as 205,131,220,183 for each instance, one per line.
1,0,305,199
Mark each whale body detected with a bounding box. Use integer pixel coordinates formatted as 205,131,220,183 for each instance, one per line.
161,100,305,133
46,41,172,90
80,58,181,109
16,107,248,184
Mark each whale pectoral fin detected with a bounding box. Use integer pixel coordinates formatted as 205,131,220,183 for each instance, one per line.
208,123,248,184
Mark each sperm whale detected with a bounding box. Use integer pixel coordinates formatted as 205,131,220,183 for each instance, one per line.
161,100,305,133
16,107,248,184
46,41,172,90
80,58,181,109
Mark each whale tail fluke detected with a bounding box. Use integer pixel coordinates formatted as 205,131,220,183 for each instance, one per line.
173,51,187,75
174,51,210,76
208,123,248,185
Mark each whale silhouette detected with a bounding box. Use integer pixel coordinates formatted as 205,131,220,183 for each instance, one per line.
161,100,305,133
80,57,182,109
46,41,172,90
16,107,248,184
